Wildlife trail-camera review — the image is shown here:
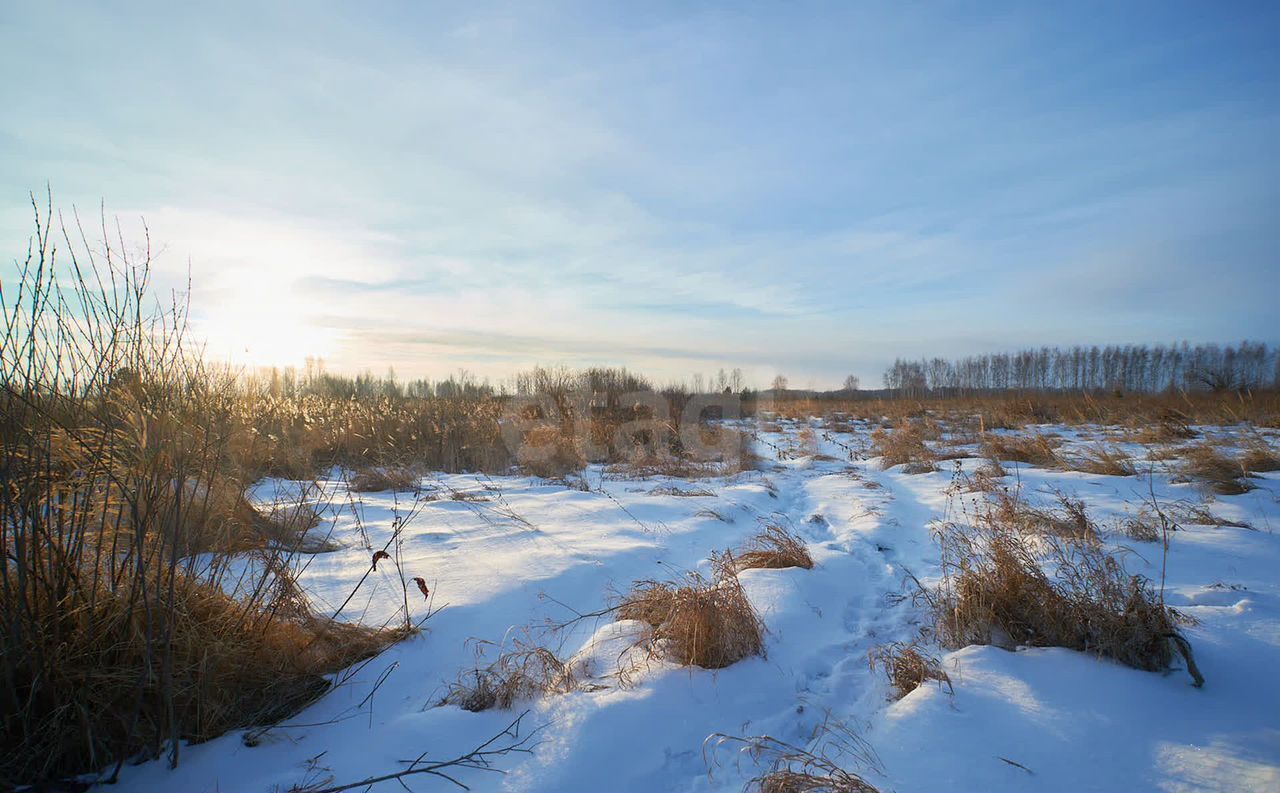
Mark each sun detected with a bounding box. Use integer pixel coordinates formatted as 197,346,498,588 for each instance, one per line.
194,301,339,370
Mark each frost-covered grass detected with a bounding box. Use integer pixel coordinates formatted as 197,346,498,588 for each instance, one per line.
117,418,1280,793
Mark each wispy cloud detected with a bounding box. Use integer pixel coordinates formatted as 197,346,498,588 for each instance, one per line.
2,2,1276,386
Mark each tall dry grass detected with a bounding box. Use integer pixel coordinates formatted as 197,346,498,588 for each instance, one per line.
0,202,407,787
762,391,1280,430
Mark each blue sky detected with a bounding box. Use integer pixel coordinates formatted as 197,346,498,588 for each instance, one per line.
2,1,1277,388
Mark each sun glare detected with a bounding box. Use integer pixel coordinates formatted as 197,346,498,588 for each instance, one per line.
194,302,339,370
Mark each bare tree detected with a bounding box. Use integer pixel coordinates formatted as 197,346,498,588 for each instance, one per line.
843,375,860,392
770,374,789,393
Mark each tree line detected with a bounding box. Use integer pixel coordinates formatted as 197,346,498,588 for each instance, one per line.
882,342,1278,396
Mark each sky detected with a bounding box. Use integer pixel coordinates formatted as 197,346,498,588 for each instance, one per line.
2,1,1277,389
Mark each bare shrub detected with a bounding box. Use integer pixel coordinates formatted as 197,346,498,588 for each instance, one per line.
733,524,814,571
982,432,1062,467
349,465,420,492
868,642,952,699
1179,443,1253,495
617,570,764,669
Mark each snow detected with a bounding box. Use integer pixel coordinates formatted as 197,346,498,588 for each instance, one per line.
116,419,1280,792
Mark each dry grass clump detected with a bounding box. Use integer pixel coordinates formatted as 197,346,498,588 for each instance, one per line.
696,507,734,523
753,769,878,793
992,490,1097,542
516,425,587,477
597,416,752,478
707,724,882,793
1130,410,1198,444
611,434,755,479
1241,439,1280,473
1179,443,1253,495
441,638,580,712
1120,498,1250,539
733,524,814,571
981,432,1062,467
349,465,420,492
868,642,952,699
931,517,1201,685
448,489,492,502
613,446,697,478
617,570,764,669
1119,512,1163,542
1071,444,1137,476
1164,500,1252,529
1144,444,1184,462
650,484,716,497
869,424,937,473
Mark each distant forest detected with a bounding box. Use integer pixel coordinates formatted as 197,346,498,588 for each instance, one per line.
882,342,1278,396
260,343,1278,402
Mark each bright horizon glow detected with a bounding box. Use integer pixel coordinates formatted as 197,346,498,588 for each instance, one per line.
2,2,1277,388
193,308,340,370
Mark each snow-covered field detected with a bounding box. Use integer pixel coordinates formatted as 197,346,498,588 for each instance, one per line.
118,419,1280,793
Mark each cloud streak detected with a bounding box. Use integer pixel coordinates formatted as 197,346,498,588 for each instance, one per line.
2,1,1276,386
